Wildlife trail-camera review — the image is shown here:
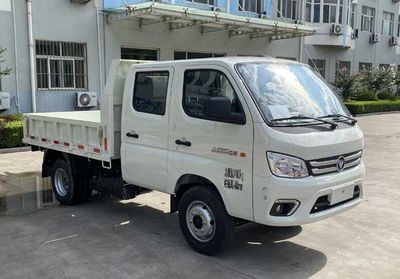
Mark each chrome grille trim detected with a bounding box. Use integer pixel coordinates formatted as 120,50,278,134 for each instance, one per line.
308,150,362,175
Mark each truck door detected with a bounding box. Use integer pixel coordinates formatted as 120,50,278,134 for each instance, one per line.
122,67,173,190
169,66,254,221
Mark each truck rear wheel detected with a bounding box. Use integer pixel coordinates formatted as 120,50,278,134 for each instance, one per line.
178,186,234,255
51,158,91,205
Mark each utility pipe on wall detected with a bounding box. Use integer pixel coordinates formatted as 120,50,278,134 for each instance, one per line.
27,0,36,112
12,0,21,113
95,0,104,96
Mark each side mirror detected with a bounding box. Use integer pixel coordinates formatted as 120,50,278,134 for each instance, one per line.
204,96,246,125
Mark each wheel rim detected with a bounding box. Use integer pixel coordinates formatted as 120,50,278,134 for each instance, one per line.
186,201,216,243
54,168,69,197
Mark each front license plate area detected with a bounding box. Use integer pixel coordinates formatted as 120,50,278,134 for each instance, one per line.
330,185,354,204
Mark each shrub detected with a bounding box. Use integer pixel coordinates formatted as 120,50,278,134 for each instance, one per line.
0,114,24,148
351,86,377,101
377,91,395,100
334,71,358,100
345,100,400,115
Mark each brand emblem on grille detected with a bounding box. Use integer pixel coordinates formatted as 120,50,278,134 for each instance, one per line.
337,156,346,172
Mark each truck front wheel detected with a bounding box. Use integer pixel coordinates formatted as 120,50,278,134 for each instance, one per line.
178,186,235,255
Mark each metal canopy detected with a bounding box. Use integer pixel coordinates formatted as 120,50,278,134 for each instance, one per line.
106,2,316,41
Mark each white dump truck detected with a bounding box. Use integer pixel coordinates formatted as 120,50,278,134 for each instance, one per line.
23,57,364,255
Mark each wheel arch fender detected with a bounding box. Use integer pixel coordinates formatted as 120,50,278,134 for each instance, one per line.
42,150,88,178
171,173,232,216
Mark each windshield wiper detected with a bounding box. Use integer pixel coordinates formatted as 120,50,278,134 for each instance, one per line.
271,115,338,130
320,113,357,126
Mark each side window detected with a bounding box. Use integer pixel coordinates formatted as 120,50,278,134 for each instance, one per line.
133,71,169,115
183,69,244,121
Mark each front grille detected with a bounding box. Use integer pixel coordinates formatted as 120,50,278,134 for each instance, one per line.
308,150,362,176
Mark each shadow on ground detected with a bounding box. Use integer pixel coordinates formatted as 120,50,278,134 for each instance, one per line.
0,171,327,279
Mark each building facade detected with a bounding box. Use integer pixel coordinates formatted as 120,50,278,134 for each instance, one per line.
0,0,399,114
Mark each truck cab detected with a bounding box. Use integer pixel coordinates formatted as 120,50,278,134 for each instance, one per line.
24,57,364,255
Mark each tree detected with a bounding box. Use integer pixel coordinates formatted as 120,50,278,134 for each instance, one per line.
0,47,12,91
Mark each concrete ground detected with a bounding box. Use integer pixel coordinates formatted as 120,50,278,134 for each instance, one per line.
0,113,399,279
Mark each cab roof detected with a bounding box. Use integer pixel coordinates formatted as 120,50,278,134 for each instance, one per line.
129,56,305,70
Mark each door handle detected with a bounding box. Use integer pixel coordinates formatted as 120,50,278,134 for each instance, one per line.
126,132,139,139
175,139,191,147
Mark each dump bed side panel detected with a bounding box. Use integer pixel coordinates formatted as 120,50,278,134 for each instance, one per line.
23,112,111,162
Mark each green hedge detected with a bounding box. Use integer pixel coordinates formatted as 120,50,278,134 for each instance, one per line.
0,114,24,149
345,100,400,115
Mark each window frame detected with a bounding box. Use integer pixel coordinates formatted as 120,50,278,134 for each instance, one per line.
359,62,372,72
335,60,351,81
182,68,246,125
382,11,394,36
238,0,262,14
398,15,400,37
174,51,225,60
361,6,375,33
35,40,87,91
277,0,299,20
308,59,326,78
305,0,350,24
350,3,357,28
186,0,215,5
132,70,170,116
121,47,159,61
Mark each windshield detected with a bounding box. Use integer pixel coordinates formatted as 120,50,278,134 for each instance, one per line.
236,62,350,125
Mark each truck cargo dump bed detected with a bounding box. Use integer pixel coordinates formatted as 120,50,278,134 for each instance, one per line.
22,60,149,164
23,110,111,163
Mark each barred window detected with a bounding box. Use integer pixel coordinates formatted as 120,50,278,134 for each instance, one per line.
35,40,87,90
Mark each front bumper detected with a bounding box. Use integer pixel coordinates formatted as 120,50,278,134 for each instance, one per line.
253,161,365,226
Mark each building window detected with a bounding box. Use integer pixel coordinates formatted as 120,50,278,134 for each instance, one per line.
379,64,391,70
350,3,356,28
308,59,326,78
398,15,400,37
35,40,87,90
305,0,312,22
133,71,169,115
277,0,298,20
359,62,372,72
187,0,215,4
361,6,375,33
382,12,394,36
238,0,262,14
121,48,158,60
305,0,349,24
174,51,225,60
335,60,351,80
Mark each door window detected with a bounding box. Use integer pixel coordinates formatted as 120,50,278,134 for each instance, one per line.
133,71,169,115
183,69,244,122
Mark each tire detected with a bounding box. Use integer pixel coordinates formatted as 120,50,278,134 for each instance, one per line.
178,186,235,255
51,159,78,205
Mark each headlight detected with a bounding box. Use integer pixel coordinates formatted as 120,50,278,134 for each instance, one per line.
267,152,309,178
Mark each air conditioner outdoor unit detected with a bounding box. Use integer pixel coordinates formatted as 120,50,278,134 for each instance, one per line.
259,12,268,19
0,92,10,110
211,7,226,13
390,36,399,46
370,33,380,43
70,0,92,4
331,24,342,35
75,92,97,108
352,29,359,39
